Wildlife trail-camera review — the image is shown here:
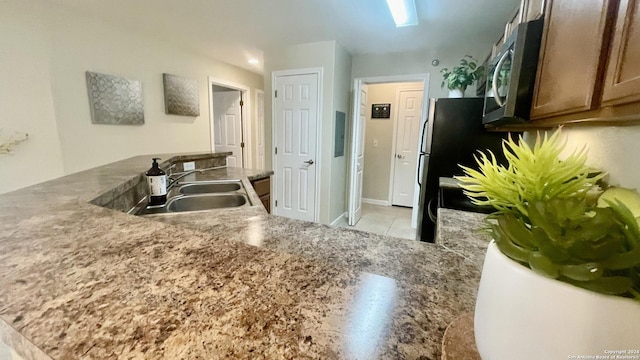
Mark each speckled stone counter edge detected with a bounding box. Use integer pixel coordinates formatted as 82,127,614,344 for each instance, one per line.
0,152,484,360
0,152,274,359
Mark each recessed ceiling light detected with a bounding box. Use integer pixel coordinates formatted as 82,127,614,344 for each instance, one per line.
386,0,418,27
248,58,259,65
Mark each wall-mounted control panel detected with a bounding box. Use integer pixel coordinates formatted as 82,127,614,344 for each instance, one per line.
372,103,391,119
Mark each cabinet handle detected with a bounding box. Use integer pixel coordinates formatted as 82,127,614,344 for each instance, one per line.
492,49,513,108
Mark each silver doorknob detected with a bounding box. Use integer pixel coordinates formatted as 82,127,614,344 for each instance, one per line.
396,154,405,159
304,159,315,165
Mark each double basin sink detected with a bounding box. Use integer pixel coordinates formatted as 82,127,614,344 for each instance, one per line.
130,179,251,216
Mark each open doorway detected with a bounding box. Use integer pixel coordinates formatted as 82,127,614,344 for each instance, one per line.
347,74,430,234
208,77,252,168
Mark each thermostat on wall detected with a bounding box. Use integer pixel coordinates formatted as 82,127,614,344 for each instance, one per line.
372,103,391,119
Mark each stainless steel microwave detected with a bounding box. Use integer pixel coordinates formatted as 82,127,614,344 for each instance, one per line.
483,18,544,126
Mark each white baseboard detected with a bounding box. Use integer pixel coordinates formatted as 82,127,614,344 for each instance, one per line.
330,212,347,226
362,198,391,206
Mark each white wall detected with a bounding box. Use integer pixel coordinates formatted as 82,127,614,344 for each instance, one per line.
0,1,65,193
351,45,491,100
253,89,266,169
329,43,353,223
264,40,352,224
264,41,335,171
551,126,640,191
0,0,263,194
49,4,263,175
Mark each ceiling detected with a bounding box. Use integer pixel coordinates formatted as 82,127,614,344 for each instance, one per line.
48,0,521,74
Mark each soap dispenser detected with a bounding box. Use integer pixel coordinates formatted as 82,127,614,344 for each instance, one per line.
146,158,167,206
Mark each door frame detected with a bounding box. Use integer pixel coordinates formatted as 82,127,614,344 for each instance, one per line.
255,89,266,169
389,86,425,207
348,74,430,230
208,76,252,168
271,67,323,223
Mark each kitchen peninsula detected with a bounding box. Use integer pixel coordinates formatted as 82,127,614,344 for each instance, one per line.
0,153,488,359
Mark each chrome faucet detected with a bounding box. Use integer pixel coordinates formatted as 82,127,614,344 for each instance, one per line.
166,165,228,190
167,169,204,190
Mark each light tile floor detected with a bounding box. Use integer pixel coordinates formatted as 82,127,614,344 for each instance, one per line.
334,203,417,241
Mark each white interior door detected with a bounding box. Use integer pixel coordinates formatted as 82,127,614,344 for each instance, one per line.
213,90,243,167
256,90,265,169
392,89,423,207
273,73,318,222
348,82,368,226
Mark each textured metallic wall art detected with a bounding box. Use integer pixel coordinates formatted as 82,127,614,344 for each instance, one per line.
163,73,200,116
86,71,144,125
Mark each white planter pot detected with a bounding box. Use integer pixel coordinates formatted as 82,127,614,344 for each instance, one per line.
475,241,640,360
448,88,464,98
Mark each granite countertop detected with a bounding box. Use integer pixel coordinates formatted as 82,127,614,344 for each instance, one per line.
0,153,490,360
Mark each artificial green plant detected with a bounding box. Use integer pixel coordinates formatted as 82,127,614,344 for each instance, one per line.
440,55,484,92
456,131,640,301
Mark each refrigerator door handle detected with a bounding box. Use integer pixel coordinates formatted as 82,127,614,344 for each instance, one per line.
417,152,425,187
424,99,437,153
419,119,429,152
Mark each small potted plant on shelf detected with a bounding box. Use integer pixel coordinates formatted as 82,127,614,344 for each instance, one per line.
440,55,484,98
456,130,640,360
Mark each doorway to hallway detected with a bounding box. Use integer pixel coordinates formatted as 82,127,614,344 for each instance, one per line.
208,78,252,168
348,75,429,230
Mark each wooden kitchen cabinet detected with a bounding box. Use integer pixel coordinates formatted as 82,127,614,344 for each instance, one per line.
530,0,613,119
250,177,271,213
601,0,640,107
518,0,640,127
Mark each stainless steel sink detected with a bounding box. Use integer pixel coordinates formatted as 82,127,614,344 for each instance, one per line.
134,194,249,215
129,178,253,216
130,178,252,216
167,194,247,212
178,180,241,194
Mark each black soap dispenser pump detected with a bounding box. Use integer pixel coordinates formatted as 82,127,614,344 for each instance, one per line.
146,158,167,206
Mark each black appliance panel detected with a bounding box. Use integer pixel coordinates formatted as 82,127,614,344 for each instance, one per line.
417,98,513,242
483,18,544,126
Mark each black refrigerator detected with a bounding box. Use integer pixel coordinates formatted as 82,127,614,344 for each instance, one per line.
416,98,510,242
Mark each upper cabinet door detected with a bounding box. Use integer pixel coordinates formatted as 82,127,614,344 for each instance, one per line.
530,0,613,119
601,0,640,106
